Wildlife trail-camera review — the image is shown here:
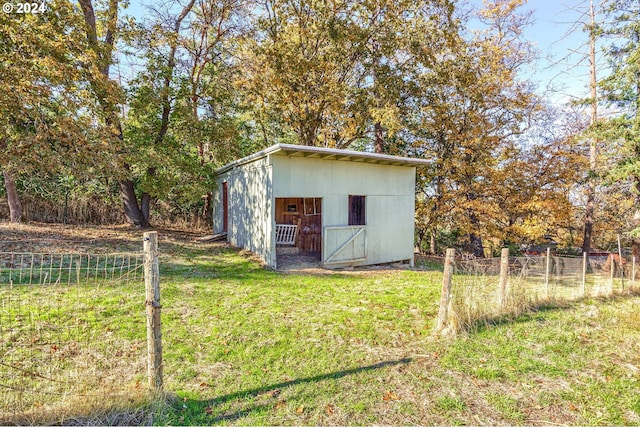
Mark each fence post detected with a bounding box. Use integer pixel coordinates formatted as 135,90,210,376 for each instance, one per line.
144,231,163,393
582,252,587,297
545,247,551,299
633,257,636,288
436,248,455,334
609,256,615,295
617,234,624,290
498,248,509,309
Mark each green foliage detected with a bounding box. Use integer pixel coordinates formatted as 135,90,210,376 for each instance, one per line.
0,0,634,245
0,0,115,177
239,0,458,148
597,3,640,183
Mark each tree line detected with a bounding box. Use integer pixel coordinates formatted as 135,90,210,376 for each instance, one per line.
1,0,638,256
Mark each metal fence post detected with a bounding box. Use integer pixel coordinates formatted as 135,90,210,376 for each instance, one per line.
436,248,455,333
144,231,163,392
498,248,509,309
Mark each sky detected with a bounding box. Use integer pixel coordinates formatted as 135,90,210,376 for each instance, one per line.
504,0,602,104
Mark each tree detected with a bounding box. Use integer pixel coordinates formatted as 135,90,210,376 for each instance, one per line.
0,0,111,222
77,0,159,227
493,105,588,247
579,0,600,259
239,0,364,147
239,0,457,149
123,0,247,223
596,0,640,259
119,0,196,225
411,0,540,256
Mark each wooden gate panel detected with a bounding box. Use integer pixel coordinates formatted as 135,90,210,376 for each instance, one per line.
323,226,367,267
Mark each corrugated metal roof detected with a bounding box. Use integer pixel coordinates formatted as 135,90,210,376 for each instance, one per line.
216,143,430,174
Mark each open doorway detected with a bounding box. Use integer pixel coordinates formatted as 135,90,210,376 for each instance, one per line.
275,197,322,268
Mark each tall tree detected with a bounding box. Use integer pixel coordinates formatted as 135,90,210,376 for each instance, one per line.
411,0,540,256
597,0,640,259
0,0,110,222
78,0,152,227
581,0,600,260
120,0,196,225
123,0,246,223
239,0,363,147
239,0,456,149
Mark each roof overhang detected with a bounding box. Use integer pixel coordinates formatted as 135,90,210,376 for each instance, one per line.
216,143,430,175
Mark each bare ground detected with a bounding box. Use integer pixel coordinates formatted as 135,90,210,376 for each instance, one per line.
0,222,214,254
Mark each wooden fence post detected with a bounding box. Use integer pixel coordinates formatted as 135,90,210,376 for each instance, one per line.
609,256,615,295
545,247,551,299
633,257,636,288
144,231,163,392
498,248,509,309
436,248,455,333
582,252,587,297
617,234,624,290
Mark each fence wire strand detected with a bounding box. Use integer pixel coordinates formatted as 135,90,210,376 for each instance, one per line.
445,253,638,333
0,251,147,422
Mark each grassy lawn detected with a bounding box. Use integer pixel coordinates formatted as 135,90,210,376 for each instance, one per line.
1,224,640,425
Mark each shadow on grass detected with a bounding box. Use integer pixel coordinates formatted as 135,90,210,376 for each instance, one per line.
168,358,412,424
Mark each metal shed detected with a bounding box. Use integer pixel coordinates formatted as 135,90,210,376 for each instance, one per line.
212,144,429,269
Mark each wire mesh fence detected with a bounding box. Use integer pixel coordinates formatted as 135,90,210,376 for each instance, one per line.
0,251,148,423
436,249,639,334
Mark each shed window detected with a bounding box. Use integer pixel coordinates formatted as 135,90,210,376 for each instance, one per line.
348,195,366,226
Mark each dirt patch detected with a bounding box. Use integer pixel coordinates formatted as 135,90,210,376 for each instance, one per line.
278,257,421,277
0,222,423,278
0,222,215,254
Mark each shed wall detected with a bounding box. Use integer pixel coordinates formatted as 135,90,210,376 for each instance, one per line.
271,155,415,265
214,157,275,268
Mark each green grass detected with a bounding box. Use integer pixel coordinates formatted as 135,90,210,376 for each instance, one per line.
154,247,442,425
155,244,640,425
2,227,640,425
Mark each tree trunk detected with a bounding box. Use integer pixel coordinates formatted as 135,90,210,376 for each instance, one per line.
79,1,153,229
119,179,149,228
430,229,436,255
469,233,484,258
633,187,640,267
582,173,594,258
632,238,640,268
203,191,213,224
141,192,151,226
3,171,22,223
374,122,384,154
468,212,484,257
583,0,598,268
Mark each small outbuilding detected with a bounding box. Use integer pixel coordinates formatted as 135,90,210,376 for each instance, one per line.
212,143,429,269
